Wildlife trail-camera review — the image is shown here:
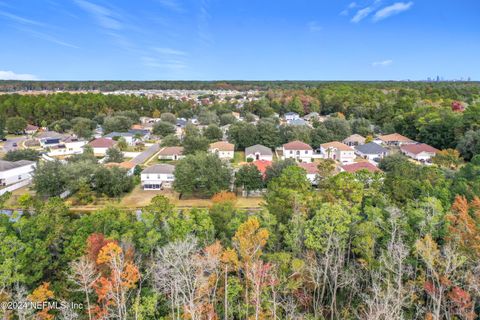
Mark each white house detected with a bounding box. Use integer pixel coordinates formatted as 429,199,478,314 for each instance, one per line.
354,142,388,162
141,164,175,190
282,140,314,163
245,144,273,161
209,141,235,160
400,143,439,162
0,160,36,195
88,138,117,156
284,112,300,122
343,134,366,147
320,141,356,164
47,138,87,157
298,162,319,185
104,132,135,146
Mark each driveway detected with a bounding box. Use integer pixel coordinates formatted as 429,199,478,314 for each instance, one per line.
2,136,27,153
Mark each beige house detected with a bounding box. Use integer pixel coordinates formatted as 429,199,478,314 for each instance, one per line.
342,134,366,147
320,141,356,164
209,141,235,160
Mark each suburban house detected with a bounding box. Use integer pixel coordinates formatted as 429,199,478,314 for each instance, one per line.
25,124,39,135
341,162,382,174
158,146,185,161
88,138,117,156
104,161,136,176
355,142,388,161
284,112,300,122
298,162,319,185
245,144,273,161
343,134,366,147
377,133,415,146
288,118,308,126
400,143,439,162
303,112,320,122
282,140,314,163
0,160,36,195
250,160,272,178
140,117,161,124
128,129,151,140
209,141,235,160
47,137,87,157
320,141,355,164
104,132,135,145
141,164,175,190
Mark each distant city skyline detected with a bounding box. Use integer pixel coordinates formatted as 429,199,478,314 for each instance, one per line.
0,0,479,81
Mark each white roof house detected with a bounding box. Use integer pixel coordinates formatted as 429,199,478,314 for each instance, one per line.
0,160,36,195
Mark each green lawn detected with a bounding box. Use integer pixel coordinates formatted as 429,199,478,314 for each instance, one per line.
233,151,245,165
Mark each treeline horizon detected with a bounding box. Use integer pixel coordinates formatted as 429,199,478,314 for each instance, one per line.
1,80,479,92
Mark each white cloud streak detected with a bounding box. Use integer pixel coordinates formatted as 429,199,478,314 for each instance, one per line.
74,0,122,30
351,6,374,23
372,59,393,67
0,70,39,80
0,10,45,26
373,2,413,22
308,21,322,32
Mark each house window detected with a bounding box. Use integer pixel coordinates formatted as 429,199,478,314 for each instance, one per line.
18,175,22,180
305,150,308,154
290,151,293,155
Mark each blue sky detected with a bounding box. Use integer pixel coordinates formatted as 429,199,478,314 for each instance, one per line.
0,0,479,81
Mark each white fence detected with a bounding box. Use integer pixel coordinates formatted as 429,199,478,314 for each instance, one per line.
0,178,32,196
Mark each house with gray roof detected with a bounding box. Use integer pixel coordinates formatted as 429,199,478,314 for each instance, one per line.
245,144,273,161
141,164,175,190
104,132,135,145
0,160,36,195
355,142,388,161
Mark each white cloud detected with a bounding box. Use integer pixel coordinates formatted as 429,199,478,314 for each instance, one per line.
156,0,183,12
0,70,38,80
351,6,374,23
74,0,122,30
0,10,45,26
155,47,187,56
372,59,393,67
307,21,322,32
373,2,413,22
141,56,187,70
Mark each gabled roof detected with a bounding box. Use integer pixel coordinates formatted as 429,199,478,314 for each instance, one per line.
25,124,39,131
0,160,35,172
342,162,381,173
209,141,234,151
378,133,415,143
297,162,318,174
158,146,184,156
400,143,439,155
303,112,319,120
355,142,387,155
283,140,312,151
89,138,116,148
288,119,307,126
142,164,175,174
105,161,136,169
245,144,273,156
285,111,299,116
343,134,366,144
104,132,134,138
321,141,353,152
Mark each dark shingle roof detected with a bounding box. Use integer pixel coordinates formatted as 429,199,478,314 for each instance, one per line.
141,164,175,174
355,142,387,155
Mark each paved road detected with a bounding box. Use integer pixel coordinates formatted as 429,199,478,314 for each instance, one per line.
2,136,27,153
131,143,161,165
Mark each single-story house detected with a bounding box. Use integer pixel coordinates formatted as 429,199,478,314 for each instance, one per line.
104,132,135,145
158,146,185,161
282,140,314,163
343,134,366,147
245,144,273,161
104,161,136,176
377,133,416,146
288,118,308,126
303,112,320,122
250,160,272,178
355,142,388,161
209,141,235,160
88,138,117,156
25,124,39,135
297,162,319,185
0,160,36,195
128,129,151,140
320,141,355,164
284,112,300,122
341,162,382,174
400,143,439,162
141,164,175,190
